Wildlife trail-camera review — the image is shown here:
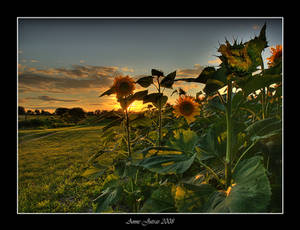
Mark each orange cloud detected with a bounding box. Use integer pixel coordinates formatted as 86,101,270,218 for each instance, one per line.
208,58,221,65
121,67,134,73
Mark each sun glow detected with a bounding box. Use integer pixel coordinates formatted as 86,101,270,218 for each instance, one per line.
113,100,148,112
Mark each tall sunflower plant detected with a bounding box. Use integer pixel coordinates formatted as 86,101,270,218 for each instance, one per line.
136,23,282,213
83,75,153,212
83,23,282,213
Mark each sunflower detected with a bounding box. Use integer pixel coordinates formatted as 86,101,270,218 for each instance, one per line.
267,45,282,67
173,95,200,124
112,75,135,98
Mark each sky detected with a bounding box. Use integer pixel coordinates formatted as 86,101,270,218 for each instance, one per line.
17,17,283,113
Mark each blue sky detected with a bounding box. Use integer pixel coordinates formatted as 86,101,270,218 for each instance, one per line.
18,17,283,112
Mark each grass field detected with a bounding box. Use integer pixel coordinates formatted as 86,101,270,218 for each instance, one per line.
18,125,116,213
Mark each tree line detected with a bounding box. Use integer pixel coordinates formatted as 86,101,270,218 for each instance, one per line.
18,106,110,116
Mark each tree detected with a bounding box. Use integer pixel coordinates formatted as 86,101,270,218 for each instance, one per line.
87,111,94,116
18,106,26,115
35,109,41,115
26,110,34,115
55,107,70,116
94,110,101,116
63,107,86,123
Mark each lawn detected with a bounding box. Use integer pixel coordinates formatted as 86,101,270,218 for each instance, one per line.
18,125,116,213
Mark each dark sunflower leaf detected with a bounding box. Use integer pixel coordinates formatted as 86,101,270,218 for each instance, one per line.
99,86,115,97
118,90,148,110
196,67,217,84
152,69,164,77
143,93,168,108
160,71,176,89
143,93,162,104
179,88,186,95
174,67,216,84
203,79,226,96
136,76,154,88
152,95,168,108
132,90,148,101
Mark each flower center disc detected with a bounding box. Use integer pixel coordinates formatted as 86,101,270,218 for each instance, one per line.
179,102,194,116
119,82,131,94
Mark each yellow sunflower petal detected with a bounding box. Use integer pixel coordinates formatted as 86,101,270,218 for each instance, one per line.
173,95,200,124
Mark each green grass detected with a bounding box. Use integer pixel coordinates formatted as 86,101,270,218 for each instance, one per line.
18,125,116,213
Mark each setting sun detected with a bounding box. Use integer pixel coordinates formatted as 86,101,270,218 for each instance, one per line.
113,100,148,112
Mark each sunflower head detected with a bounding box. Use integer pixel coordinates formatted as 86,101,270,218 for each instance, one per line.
112,75,135,98
173,95,200,124
267,45,282,68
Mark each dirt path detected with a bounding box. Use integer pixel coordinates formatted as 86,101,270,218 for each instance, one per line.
18,131,59,144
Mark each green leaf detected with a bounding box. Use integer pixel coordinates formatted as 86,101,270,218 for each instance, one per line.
140,146,183,157
160,71,176,89
141,184,176,212
102,117,123,132
130,113,152,128
136,76,154,88
203,67,228,95
138,152,196,175
206,156,271,213
197,127,225,160
264,61,282,75
175,183,217,212
94,187,122,213
87,150,105,164
169,129,199,154
245,117,282,142
151,69,164,77
99,86,115,97
238,73,282,96
82,166,106,178
231,91,246,113
207,94,226,112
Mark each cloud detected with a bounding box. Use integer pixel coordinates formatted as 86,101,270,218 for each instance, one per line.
25,95,80,102
208,58,221,65
30,59,39,63
121,67,134,73
18,64,122,94
79,60,86,64
176,64,204,78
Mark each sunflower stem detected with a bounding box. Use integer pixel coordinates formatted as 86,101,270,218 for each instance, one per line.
260,56,267,119
225,80,233,189
125,107,131,159
157,77,162,147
